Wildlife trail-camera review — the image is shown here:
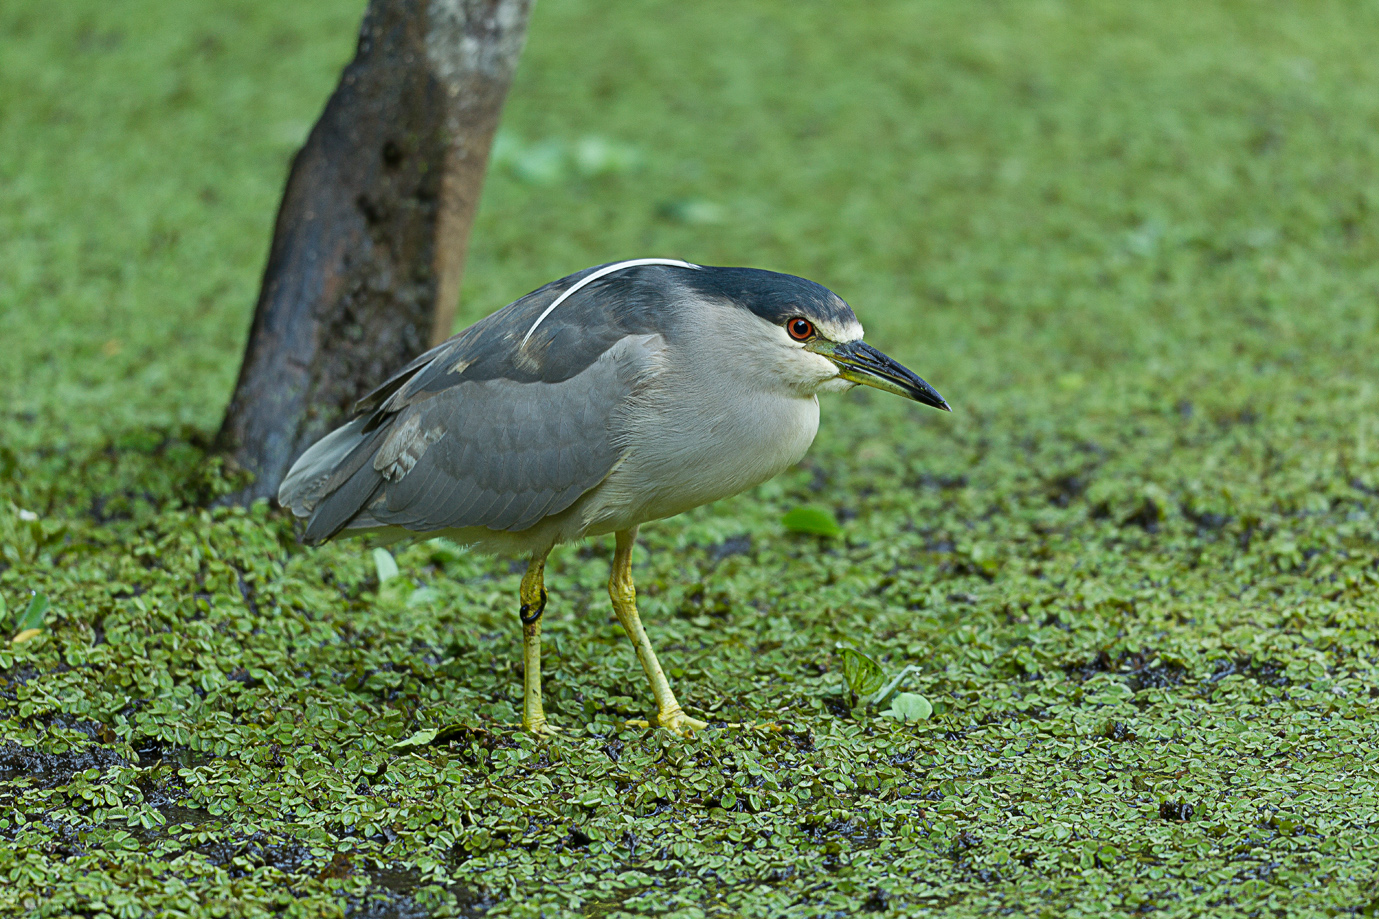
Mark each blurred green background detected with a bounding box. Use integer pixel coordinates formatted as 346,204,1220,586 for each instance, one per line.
2,1,1378,917
7,0,1375,446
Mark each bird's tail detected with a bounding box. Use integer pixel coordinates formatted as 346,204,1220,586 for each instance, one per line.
277,417,373,522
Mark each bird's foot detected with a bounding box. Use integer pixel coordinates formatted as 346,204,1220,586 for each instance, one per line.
627,706,709,736
625,715,783,735
521,717,563,737
727,720,783,733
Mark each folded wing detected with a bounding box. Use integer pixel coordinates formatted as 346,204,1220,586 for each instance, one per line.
278,264,681,543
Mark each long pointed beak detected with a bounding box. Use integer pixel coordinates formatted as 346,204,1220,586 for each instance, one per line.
815,340,950,411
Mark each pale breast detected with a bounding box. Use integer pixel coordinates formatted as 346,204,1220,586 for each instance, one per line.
579,384,820,534
571,297,831,536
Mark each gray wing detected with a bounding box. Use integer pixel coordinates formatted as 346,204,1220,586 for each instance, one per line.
279,262,692,543
279,333,665,544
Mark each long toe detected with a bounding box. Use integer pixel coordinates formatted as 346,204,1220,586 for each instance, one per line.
519,719,563,736
656,710,709,735
711,720,783,732
627,715,777,735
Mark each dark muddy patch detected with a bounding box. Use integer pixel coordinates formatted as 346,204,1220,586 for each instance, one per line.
0,738,127,789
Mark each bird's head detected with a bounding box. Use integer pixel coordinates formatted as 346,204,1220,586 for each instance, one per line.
680,266,951,410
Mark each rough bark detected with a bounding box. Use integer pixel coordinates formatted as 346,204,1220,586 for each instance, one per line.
215,0,532,505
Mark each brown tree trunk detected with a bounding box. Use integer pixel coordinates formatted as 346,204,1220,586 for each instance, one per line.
215,0,532,505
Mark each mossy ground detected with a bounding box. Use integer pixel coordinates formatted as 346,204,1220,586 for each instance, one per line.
3,1,1379,916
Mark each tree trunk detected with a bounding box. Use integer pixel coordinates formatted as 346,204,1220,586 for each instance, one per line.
215,0,532,505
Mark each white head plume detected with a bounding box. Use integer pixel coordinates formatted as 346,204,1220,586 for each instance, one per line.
520,258,702,347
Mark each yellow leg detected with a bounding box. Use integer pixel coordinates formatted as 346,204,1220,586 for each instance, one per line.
609,528,707,735
519,553,559,735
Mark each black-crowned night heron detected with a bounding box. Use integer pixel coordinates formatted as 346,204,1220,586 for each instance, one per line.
279,259,949,734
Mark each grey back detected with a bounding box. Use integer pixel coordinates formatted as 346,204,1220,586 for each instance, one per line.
278,263,687,543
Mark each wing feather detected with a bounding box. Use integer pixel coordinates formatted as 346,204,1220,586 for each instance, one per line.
280,260,688,542
284,333,665,541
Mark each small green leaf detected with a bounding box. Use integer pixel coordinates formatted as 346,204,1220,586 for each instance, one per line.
392,722,484,749
501,138,569,185
373,548,399,584
407,586,437,607
839,646,885,697
782,506,843,537
871,664,920,707
885,692,933,723
392,728,438,749
573,135,642,177
657,198,727,226
17,593,49,632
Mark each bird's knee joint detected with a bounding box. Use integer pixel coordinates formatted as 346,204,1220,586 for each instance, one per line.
608,581,636,609
520,588,547,626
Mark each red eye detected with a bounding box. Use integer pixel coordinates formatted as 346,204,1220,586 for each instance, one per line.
787,318,814,341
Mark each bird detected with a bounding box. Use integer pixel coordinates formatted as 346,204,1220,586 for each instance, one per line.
278,259,949,735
